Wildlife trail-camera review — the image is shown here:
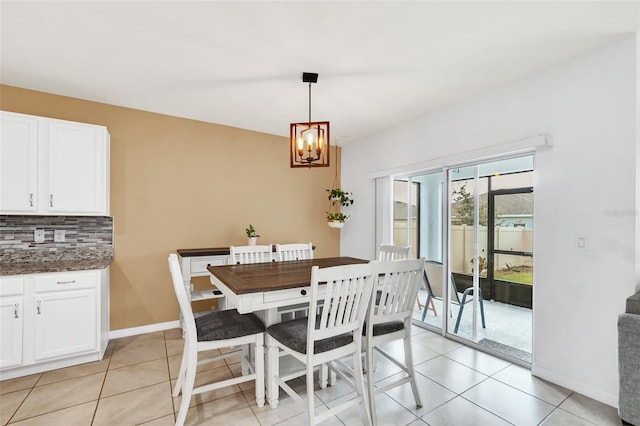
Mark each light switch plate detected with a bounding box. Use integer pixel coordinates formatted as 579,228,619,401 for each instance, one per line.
54,230,66,242
34,229,45,243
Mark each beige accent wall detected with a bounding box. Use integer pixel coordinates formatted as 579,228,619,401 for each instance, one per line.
1,84,341,330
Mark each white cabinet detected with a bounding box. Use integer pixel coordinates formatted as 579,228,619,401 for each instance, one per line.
0,269,109,380
33,272,98,362
0,111,110,215
0,113,38,213
0,278,24,369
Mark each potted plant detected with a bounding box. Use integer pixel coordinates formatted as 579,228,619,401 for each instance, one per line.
245,224,260,245
326,188,354,207
326,212,349,228
325,187,354,228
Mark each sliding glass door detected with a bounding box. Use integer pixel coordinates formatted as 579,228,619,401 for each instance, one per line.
394,171,445,330
391,155,534,362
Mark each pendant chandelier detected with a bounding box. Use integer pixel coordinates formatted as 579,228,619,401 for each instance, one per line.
290,72,330,168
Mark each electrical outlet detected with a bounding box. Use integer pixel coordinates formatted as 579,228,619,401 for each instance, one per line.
34,229,45,243
54,230,66,242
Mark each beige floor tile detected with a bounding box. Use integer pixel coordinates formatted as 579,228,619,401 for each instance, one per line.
93,382,174,426
109,339,167,369
7,401,97,426
113,331,166,346
171,365,241,411
11,372,104,422
422,395,512,426
274,403,344,426
184,392,259,426
164,328,183,340
168,351,226,380
103,340,118,359
37,358,110,386
0,389,29,425
102,358,170,397
0,374,40,396
139,414,176,426
541,408,600,426
165,336,184,357
559,392,621,426
168,354,183,380
228,360,259,394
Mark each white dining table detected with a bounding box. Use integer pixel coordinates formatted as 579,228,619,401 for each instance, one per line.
208,256,368,408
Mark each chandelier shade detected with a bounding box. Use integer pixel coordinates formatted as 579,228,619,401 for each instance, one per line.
290,72,330,168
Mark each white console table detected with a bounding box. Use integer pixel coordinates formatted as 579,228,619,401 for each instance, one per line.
176,247,229,309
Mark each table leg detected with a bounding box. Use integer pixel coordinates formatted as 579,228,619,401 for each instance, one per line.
256,308,280,408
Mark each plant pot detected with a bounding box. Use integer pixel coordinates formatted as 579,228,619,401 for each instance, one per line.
327,221,344,229
247,237,257,245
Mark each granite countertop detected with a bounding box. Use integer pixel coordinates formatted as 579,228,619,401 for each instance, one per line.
0,256,113,276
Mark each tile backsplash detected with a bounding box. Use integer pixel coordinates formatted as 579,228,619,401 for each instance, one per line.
0,215,113,262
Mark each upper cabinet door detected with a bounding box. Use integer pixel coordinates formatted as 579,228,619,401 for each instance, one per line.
0,112,39,213
47,120,107,215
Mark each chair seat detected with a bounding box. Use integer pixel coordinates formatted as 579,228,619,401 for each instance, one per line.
267,316,353,354
363,320,404,336
196,309,265,342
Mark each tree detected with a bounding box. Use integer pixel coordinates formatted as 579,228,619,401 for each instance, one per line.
452,183,487,226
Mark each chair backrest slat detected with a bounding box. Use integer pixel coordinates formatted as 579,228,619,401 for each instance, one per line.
309,262,377,349
371,258,425,327
276,242,313,262
229,244,273,264
378,245,411,261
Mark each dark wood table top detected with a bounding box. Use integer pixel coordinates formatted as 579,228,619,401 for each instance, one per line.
177,245,316,257
207,257,369,295
177,247,230,257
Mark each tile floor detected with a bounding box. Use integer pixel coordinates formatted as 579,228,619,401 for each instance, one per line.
0,326,622,426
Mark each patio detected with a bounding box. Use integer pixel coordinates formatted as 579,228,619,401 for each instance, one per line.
412,287,533,363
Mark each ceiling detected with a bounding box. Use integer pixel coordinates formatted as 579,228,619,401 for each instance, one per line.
1,1,638,144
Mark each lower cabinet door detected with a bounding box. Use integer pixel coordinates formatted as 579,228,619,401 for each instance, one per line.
33,289,97,361
0,296,23,369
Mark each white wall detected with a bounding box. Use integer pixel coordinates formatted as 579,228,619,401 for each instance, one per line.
341,36,637,406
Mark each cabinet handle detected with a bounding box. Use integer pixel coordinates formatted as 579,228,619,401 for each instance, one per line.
29,193,34,207
56,280,76,285
49,194,54,207
14,303,19,319
300,289,307,296
37,300,42,315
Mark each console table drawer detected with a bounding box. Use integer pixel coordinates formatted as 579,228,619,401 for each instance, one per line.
191,256,226,275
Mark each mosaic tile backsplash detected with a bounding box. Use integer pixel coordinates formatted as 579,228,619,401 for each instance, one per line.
0,215,114,263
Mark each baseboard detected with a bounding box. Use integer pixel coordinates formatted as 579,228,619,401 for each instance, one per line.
109,320,181,339
531,365,618,408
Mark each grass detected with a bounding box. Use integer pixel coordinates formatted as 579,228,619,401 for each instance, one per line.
495,270,533,285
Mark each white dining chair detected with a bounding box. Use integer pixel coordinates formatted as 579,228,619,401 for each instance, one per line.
265,262,377,425
275,242,313,261
378,244,410,261
229,244,273,264
378,244,431,314
168,253,266,426
363,258,425,425
276,242,314,320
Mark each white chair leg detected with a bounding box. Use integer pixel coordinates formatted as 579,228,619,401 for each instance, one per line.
319,364,328,389
356,344,373,426
365,344,376,426
306,363,315,425
241,344,250,376
403,333,422,408
255,336,265,408
175,354,196,426
172,340,188,397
